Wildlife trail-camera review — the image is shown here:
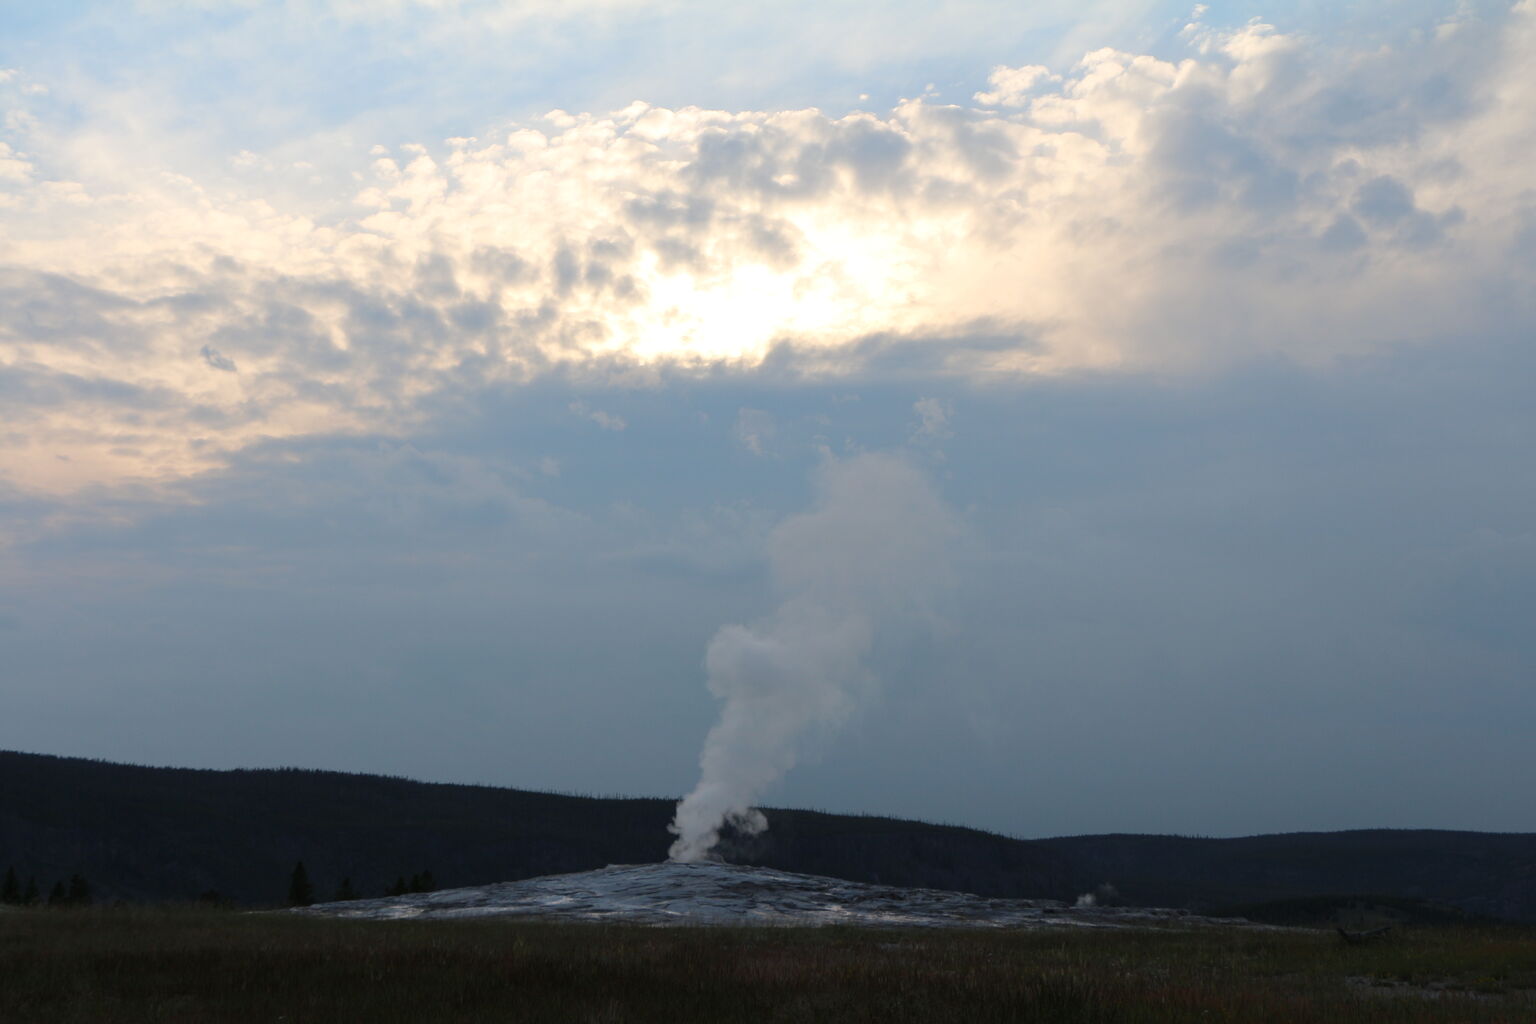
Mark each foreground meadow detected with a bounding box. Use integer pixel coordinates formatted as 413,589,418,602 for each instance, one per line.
1,907,1534,1022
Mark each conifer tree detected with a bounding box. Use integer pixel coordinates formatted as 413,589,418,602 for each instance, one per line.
66,874,92,907
287,861,314,907
1,866,19,904
22,877,39,906
333,877,359,902
47,881,66,907
388,876,407,897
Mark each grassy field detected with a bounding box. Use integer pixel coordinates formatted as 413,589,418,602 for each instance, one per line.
2,907,1534,1022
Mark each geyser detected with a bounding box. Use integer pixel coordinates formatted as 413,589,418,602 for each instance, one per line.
668,452,955,862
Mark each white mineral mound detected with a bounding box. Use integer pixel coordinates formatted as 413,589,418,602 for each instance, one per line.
296,861,1244,929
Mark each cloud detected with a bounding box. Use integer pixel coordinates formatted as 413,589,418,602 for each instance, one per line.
0,3,1533,500
568,400,627,431
200,345,238,372
974,64,1057,106
0,142,32,183
911,397,951,439
732,407,775,456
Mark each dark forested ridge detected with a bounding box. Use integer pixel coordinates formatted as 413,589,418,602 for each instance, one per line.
1034,831,1536,923
0,750,1063,907
3,749,1534,920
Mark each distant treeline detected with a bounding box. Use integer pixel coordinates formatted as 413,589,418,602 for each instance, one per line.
2,860,444,910
274,861,438,908
2,866,92,908
3,750,1536,921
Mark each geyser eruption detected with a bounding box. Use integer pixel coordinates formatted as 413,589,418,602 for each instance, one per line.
668,452,954,863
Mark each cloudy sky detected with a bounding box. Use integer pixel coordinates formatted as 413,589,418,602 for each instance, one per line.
2,0,1533,840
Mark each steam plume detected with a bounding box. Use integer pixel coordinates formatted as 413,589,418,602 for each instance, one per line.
668,452,954,862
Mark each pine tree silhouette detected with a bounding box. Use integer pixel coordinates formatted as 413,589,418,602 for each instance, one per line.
1,866,19,904
22,877,39,906
333,877,359,901
287,861,314,907
47,881,66,907
388,876,407,897
66,874,92,907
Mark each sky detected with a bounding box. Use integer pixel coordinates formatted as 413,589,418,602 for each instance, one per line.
2,0,1533,841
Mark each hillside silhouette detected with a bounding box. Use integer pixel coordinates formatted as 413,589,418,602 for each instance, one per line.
3,750,1533,920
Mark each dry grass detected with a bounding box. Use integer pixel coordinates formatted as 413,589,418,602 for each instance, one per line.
2,906,1534,1022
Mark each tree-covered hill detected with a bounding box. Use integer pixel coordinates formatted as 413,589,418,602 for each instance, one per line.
1035,831,1536,922
0,750,1065,906
3,749,1534,920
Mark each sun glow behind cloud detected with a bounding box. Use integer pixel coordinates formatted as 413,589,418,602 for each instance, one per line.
1,4,1534,493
